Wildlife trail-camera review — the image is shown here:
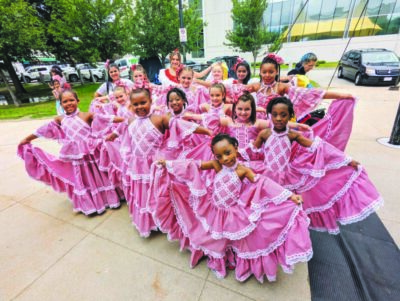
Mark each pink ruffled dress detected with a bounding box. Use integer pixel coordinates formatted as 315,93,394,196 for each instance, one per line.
249,127,383,234
256,82,325,120
17,111,121,215
149,160,312,282
120,114,200,237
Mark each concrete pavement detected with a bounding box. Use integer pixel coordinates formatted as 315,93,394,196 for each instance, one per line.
0,70,399,300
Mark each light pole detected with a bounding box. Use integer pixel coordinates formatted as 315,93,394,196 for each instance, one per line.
178,0,187,63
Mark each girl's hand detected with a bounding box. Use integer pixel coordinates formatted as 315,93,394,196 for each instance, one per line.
105,133,118,142
349,160,360,169
290,194,303,205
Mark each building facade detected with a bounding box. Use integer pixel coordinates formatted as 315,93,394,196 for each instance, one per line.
190,0,400,63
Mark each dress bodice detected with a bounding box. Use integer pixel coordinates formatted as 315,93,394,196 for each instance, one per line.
262,128,291,173
211,163,242,209
61,112,91,140
226,124,259,149
256,82,280,109
129,116,163,157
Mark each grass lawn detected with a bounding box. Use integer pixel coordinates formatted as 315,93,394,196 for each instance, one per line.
0,83,100,120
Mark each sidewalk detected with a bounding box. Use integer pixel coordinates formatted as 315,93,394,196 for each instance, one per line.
0,72,399,300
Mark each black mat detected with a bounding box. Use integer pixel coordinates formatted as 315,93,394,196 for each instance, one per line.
308,213,400,301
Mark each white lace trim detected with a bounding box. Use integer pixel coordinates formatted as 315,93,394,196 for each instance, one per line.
189,195,258,240
232,206,303,258
250,189,293,211
309,226,340,235
304,165,362,214
286,248,313,265
337,196,384,225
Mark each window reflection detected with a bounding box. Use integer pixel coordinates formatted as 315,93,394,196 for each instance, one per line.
263,0,399,41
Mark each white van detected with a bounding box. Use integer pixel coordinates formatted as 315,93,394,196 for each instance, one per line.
114,56,140,78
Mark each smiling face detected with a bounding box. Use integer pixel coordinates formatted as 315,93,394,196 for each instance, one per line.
109,66,120,82
168,92,185,114
210,87,224,108
212,65,223,81
130,91,151,117
236,65,248,82
260,63,278,85
133,70,145,83
114,90,128,105
270,103,290,132
170,54,181,70
235,100,252,123
178,70,193,88
61,91,79,115
212,139,238,168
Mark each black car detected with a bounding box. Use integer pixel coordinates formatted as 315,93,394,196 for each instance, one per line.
338,49,400,86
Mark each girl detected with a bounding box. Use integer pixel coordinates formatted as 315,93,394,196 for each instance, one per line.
158,49,212,85
115,87,212,237
150,134,312,282
51,76,64,115
199,83,231,116
250,97,383,234
184,92,308,170
131,64,149,83
248,53,355,150
18,90,123,215
94,61,134,99
50,65,68,89
153,66,210,114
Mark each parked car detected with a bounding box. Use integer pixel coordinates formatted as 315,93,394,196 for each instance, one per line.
20,65,52,83
338,48,400,86
76,63,104,82
115,56,140,78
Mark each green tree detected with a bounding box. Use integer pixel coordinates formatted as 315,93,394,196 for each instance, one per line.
225,0,280,74
45,0,132,63
129,0,205,67
0,0,45,102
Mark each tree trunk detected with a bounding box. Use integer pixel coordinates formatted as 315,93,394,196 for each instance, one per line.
252,51,258,77
0,67,21,106
3,54,27,95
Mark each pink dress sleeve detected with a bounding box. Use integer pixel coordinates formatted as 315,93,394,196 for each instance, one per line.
201,114,222,135
34,121,65,140
287,86,325,120
91,113,116,137
166,118,200,149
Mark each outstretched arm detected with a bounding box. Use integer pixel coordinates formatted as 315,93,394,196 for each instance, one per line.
200,160,218,171
323,90,352,99
194,65,212,78
293,132,313,147
19,134,38,146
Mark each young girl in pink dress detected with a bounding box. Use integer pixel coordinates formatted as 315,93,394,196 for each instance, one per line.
150,134,312,282
153,66,210,114
250,96,383,234
18,90,123,215
248,53,356,151
116,86,212,237
199,83,232,116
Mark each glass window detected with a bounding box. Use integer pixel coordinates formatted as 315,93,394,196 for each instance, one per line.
387,13,400,34
362,51,399,63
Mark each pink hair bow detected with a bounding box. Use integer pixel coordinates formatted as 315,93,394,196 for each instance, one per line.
52,75,62,82
233,57,245,71
130,64,137,71
264,53,284,65
105,59,110,70
175,64,184,78
134,80,152,94
173,48,180,54
114,80,130,93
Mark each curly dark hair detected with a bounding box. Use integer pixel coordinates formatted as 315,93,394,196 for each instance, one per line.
166,87,188,108
211,133,239,153
266,96,295,119
260,56,280,82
